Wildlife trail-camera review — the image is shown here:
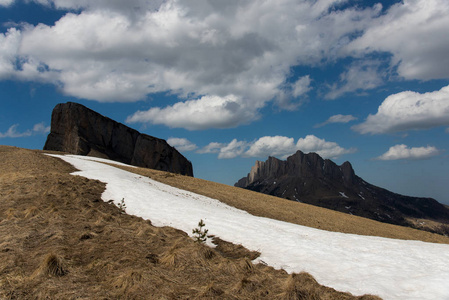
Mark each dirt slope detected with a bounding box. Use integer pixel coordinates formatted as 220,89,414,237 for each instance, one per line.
0,146,380,299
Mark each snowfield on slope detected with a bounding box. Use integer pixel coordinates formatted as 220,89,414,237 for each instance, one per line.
49,154,449,300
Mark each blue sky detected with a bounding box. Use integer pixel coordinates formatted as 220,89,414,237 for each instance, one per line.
1,0,449,204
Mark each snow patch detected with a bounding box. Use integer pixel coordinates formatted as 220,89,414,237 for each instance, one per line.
339,192,349,198
48,154,449,300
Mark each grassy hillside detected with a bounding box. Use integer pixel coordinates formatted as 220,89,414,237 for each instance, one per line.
1,146,446,299
0,146,384,299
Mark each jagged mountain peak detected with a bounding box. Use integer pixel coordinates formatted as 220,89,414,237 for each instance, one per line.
238,150,357,188
235,151,449,228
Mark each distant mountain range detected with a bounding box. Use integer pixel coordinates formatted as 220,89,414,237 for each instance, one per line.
235,150,449,229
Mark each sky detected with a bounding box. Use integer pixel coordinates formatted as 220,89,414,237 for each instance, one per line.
1,0,449,204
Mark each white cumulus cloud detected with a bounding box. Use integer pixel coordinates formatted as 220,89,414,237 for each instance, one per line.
325,60,386,100
197,142,225,154
126,95,259,130
32,122,51,134
245,136,296,158
0,0,14,7
167,138,197,152
292,75,312,98
352,85,449,134
376,144,440,160
199,135,355,160
315,114,357,128
0,28,22,78
0,122,50,138
218,139,248,159
295,135,357,159
0,124,31,138
346,0,449,81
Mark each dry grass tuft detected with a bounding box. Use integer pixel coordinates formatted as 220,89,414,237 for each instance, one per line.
159,242,186,267
199,244,215,260
112,270,147,294
216,258,242,276
279,272,321,300
24,206,39,219
35,253,68,277
198,282,225,298
5,208,17,220
278,272,382,300
135,222,157,237
233,276,260,294
213,237,261,260
240,258,256,274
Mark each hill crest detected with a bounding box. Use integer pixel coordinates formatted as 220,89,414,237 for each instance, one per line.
2,146,449,299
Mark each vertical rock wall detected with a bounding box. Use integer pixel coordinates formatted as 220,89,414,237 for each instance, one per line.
44,102,193,176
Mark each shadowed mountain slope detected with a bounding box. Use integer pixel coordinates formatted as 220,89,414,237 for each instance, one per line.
235,151,449,230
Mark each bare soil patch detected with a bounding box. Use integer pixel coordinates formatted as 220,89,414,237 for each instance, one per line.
0,146,380,299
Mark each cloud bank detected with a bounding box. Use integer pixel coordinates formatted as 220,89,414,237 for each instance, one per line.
346,0,449,81
126,95,259,130
198,135,355,160
1,0,448,130
353,85,449,134
376,144,440,161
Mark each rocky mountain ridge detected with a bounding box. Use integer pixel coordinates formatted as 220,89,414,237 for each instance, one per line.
235,150,449,228
44,102,193,176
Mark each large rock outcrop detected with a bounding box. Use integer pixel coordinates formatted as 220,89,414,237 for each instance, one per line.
235,150,449,227
44,102,193,176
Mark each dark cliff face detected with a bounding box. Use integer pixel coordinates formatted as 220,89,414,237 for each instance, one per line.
235,150,449,227
44,102,193,176
236,151,357,190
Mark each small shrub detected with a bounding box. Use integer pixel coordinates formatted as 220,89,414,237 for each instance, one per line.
118,198,126,214
192,219,208,243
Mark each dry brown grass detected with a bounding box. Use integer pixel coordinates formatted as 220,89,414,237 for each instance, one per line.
0,146,382,299
406,217,449,236
34,253,68,277
111,164,449,244
276,272,381,300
